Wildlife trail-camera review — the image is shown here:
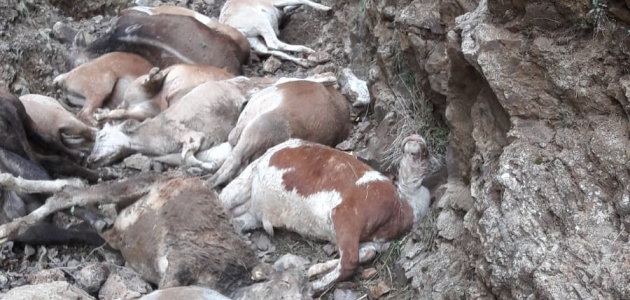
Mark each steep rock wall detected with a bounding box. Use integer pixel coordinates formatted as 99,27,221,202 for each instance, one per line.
346,0,630,298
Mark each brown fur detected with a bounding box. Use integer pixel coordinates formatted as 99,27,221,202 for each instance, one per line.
219,136,432,293
269,144,414,281
0,88,108,182
207,80,351,188
19,94,97,153
100,176,258,293
126,6,251,65
97,64,235,123
72,10,248,76
88,77,283,167
53,52,154,126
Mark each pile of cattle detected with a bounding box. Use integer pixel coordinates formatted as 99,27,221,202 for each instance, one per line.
0,1,434,299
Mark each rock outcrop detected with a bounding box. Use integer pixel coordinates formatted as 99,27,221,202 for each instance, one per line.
340,0,630,298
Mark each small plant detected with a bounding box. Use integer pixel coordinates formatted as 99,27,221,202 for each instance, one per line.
587,0,610,37
380,69,448,172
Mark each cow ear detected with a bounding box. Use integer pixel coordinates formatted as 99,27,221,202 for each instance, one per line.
72,30,87,48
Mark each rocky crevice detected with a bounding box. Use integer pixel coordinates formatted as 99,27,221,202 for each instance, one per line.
343,0,630,298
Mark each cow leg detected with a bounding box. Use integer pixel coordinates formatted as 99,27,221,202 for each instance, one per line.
307,241,387,278
38,154,117,183
0,173,162,244
248,38,312,67
13,222,105,246
257,21,315,54
76,73,117,126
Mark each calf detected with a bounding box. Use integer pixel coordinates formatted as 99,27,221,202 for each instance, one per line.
95,64,235,123
219,135,433,293
87,76,279,168
219,0,331,67
206,78,350,188
53,52,154,126
69,9,249,76
0,174,259,294
19,94,97,154
0,87,111,182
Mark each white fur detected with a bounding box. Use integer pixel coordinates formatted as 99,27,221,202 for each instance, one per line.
219,0,332,66
355,170,388,186
90,123,131,163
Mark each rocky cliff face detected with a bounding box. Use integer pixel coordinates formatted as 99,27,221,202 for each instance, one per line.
346,0,630,298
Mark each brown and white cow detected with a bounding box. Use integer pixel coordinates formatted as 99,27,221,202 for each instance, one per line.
219,0,331,67
95,64,235,123
206,75,350,188
127,6,251,65
219,135,433,293
68,8,249,76
87,76,280,169
53,52,154,126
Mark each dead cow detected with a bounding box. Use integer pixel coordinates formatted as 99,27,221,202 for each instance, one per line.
53,52,154,126
127,5,251,65
0,174,259,294
95,64,235,123
219,135,433,293
19,94,97,154
68,9,250,76
206,77,350,188
219,0,331,67
87,76,280,169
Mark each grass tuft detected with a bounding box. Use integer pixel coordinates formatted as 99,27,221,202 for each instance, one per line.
380,70,448,173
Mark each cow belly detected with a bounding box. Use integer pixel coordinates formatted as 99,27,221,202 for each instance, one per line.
250,176,341,243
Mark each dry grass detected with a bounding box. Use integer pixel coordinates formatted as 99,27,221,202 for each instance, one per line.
380,70,448,173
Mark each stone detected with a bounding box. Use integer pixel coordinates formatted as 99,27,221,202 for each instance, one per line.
262,57,282,74
123,154,152,172
76,263,110,294
333,288,359,300
273,254,310,272
436,209,464,240
251,231,272,251
26,269,65,285
361,268,377,280
338,68,370,108
3,281,94,300
368,280,390,299
98,268,153,300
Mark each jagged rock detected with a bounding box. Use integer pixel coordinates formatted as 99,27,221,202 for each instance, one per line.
98,268,153,300
26,269,65,285
273,254,310,272
262,57,282,74
435,209,464,241
123,154,152,172
76,263,110,294
232,263,312,300
3,281,94,300
338,68,370,108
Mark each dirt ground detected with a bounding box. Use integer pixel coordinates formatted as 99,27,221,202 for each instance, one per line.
0,0,423,299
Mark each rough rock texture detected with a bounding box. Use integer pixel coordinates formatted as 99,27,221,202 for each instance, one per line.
2,281,95,300
351,0,630,299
